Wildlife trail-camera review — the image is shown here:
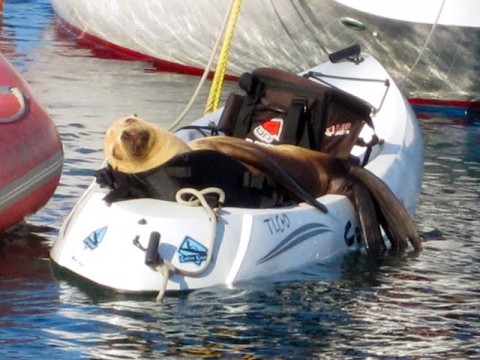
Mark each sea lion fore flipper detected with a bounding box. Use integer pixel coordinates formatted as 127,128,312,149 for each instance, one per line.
348,166,422,252
352,181,387,254
190,137,328,213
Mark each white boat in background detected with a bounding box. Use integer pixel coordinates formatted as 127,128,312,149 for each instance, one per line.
335,0,480,27
51,0,480,116
50,53,424,297
333,0,480,119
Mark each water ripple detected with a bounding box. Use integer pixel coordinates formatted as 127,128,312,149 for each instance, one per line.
1,1,480,358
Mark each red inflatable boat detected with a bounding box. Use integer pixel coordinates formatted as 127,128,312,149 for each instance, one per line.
0,52,63,232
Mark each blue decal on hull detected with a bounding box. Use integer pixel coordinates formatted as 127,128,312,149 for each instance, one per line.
178,236,207,266
257,223,331,264
83,226,107,250
344,220,356,246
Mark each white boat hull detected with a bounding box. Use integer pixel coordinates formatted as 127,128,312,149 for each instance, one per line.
54,190,357,292
51,0,480,104
50,54,424,293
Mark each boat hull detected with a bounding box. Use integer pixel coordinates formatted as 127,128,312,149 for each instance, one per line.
51,0,480,106
0,53,63,232
50,54,423,293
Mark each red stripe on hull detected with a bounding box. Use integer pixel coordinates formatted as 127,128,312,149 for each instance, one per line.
0,175,61,232
409,98,480,109
54,16,239,81
409,98,480,122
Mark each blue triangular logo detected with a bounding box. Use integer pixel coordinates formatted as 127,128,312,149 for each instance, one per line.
83,226,108,250
178,236,207,266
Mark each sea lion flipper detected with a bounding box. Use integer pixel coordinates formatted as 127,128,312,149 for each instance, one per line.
348,166,422,252
190,137,328,213
352,181,387,254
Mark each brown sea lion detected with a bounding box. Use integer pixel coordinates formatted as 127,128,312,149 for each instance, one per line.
104,115,191,173
103,115,327,212
103,116,421,253
189,136,421,252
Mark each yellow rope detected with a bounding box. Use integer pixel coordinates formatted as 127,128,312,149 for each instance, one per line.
204,0,243,114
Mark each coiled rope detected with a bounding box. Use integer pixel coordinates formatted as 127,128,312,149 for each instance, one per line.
153,187,225,302
204,0,243,114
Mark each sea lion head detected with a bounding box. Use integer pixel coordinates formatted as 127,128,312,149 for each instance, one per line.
105,115,156,163
104,115,191,173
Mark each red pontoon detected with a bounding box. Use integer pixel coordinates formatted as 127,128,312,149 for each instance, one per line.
0,52,63,232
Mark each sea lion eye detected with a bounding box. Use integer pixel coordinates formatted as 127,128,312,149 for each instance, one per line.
121,129,139,141
139,130,149,141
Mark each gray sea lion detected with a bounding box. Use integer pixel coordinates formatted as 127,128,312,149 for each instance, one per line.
103,116,421,253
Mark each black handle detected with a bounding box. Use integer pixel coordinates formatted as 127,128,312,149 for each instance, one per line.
145,231,161,267
329,44,361,63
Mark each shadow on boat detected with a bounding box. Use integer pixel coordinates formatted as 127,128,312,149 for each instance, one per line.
49,261,174,303
49,248,419,305
0,221,422,305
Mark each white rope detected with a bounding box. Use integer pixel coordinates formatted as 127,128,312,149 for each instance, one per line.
154,187,225,302
398,0,446,87
175,187,226,208
155,261,174,302
167,0,239,131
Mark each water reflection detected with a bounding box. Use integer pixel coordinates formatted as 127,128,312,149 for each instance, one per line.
47,231,480,358
20,19,237,231
1,0,480,358
418,121,480,240
9,107,480,353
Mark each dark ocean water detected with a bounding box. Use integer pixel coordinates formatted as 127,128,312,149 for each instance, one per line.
1,0,479,358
